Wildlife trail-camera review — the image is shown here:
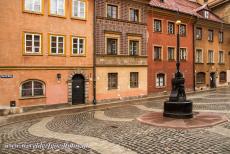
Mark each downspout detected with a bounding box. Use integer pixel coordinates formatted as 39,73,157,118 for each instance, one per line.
93,0,97,105
193,16,197,92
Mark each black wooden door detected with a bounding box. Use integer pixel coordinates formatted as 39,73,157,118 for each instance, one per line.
72,75,85,105
210,73,216,88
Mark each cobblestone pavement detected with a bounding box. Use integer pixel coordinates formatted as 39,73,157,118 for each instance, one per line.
1,88,230,154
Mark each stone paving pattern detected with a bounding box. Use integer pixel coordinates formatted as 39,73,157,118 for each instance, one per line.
0,88,230,153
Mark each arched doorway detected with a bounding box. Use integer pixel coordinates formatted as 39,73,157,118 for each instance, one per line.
72,74,85,104
210,72,216,88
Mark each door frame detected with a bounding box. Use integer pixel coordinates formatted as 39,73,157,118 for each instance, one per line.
210,72,216,88
67,70,90,104
72,74,85,104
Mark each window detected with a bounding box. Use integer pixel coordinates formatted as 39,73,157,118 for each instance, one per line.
179,24,186,37
108,73,118,90
168,47,175,60
219,32,223,43
107,4,118,19
208,50,214,63
50,0,65,16
24,0,42,13
154,46,162,60
219,51,224,64
195,49,203,63
129,40,139,56
196,72,205,84
50,35,65,55
208,30,214,42
219,72,226,83
196,28,202,40
130,72,139,88
72,0,86,19
24,33,41,54
21,80,45,97
156,73,165,87
154,19,162,32
168,22,175,34
107,38,118,55
72,37,85,55
180,48,187,61
204,10,209,19
130,8,139,22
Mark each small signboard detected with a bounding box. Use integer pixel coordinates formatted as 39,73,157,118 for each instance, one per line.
0,75,14,78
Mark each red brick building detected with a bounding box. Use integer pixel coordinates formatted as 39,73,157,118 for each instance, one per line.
148,0,196,94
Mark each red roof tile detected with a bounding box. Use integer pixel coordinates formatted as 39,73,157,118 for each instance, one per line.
149,0,223,23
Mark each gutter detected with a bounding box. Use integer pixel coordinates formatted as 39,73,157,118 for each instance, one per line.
93,0,97,105
193,16,198,92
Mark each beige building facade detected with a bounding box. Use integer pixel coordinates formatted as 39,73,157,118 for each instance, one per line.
95,0,149,102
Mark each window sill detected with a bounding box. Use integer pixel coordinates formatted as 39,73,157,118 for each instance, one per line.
156,86,166,89
19,96,46,100
48,54,66,57
48,14,66,19
23,10,43,15
130,87,139,89
23,53,43,56
195,62,204,64
108,88,118,91
154,59,162,62
180,60,187,62
218,63,225,65
196,82,205,84
219,81,227,83
207,63,215,65
71,54,86,57
168,59,175,62
167,33,175,35
153,31,162,33
208,40,213,42
71,17,87,21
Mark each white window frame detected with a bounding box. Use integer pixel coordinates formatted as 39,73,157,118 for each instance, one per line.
72,36,85,55
208,50,214,63
24,33,42,54
72,0,86,19
50,0,65,16
156,73,165,87
168,22,174,34
195,49,203,63
219,51,224,64
204,10,209,19
20,80,45,98
50,35,65,55
24,0,42,13
180,48,187,61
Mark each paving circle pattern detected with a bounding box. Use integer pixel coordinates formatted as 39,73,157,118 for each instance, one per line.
137,112,229,129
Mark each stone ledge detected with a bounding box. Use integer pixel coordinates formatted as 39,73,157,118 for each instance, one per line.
0,107,23,116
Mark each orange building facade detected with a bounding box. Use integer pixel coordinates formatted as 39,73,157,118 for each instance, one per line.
194,4,230,89
0,0,94,107
147,1,196,94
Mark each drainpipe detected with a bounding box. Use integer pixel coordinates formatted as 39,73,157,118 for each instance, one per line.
193,16,197,92
93,0,97,105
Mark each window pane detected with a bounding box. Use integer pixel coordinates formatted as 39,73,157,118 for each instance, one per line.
79,1,85,18
34,89,44,96
22,81,32,89
107,38,117,55
34,81,43,88
26,34,32,40
51,0,57,14
22,89,33,97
